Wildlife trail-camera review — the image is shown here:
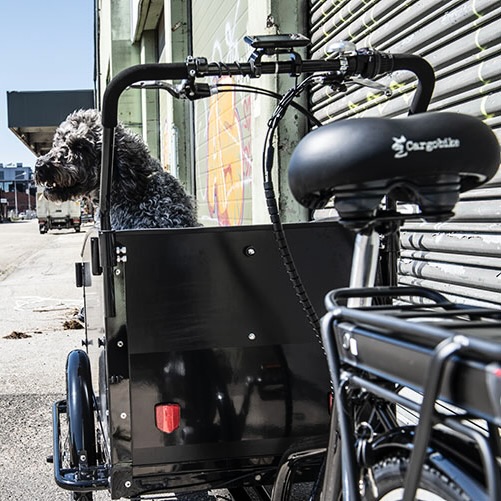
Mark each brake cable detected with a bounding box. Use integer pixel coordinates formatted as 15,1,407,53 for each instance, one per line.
262,74,326,340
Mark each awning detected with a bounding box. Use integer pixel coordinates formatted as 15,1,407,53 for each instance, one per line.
6,90,94,157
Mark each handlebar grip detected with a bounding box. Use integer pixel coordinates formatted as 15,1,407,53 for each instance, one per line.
101,63,189,128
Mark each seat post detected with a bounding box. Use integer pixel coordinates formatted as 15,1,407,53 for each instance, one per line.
348,229,380,307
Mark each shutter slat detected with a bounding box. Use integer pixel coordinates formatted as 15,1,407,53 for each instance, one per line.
401,250,501,269
398,259,499,292
400,231,501,257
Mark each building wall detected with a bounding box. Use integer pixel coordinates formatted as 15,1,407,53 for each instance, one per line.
98,0,177,174
0,165,35,215
158,2,188,182
97,0,142,136
96,0,112,108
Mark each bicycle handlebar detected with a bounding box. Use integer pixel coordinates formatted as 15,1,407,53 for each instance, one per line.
99,50,434,231
101,51,435,128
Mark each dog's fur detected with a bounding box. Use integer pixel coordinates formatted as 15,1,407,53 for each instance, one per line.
35,109,197,230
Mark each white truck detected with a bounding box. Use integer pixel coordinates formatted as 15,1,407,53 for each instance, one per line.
36,189,82,234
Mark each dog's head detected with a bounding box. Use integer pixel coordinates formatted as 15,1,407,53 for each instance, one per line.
35,109,102,202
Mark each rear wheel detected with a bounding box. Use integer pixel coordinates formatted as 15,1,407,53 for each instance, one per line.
365,455,470,500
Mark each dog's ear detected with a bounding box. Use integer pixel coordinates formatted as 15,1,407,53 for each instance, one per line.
66,122,98,153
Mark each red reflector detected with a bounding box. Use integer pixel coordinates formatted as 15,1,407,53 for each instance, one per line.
155,403,181,433
494,368,501,378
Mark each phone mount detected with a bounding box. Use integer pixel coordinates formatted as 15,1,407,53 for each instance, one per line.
244,33,310,77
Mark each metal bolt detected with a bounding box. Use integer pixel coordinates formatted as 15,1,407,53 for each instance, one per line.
342,333,351,350
115,268,121,275
124,480,131,488
248,333,256,341
120,412,127,419
453,334,469,347
80,454,86,462
244,246,256,257
255,474,262,481
117,340,124,348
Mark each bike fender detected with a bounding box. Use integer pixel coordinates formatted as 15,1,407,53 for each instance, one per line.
66,349,97,467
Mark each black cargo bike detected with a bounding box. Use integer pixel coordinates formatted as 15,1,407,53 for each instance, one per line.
50,34,501,500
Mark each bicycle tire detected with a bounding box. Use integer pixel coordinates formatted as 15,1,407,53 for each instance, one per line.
364,455,470,501
66,349,97,468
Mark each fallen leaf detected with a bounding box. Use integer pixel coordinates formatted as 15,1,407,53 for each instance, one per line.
4,331,32,339
63,319,84,330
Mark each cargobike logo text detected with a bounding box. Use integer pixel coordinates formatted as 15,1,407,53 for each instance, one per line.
392,135,461,159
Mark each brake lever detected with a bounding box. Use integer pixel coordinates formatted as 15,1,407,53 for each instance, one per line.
326,41,393,97
129,78,215,101
129,80,181,98
347,77,393,97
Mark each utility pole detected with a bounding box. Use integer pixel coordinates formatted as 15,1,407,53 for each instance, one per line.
14,183,18,216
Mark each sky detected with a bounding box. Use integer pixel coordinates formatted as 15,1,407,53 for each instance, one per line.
0,1,94,166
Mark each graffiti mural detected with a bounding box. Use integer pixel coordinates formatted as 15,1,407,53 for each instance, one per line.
193,0,254,226
206,77,252,226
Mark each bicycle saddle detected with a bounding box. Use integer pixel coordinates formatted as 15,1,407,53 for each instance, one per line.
289,112,500,225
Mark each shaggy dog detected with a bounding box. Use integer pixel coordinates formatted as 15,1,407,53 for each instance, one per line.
35,109,197,230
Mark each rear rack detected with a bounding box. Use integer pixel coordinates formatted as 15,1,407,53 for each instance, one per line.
323,286,501,416
321,285,501,499
326,286,501,360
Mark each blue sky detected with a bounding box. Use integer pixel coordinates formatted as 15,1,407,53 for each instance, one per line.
1,1,94,166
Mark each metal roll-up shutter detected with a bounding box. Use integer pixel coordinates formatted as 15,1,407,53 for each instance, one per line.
309,0,501,307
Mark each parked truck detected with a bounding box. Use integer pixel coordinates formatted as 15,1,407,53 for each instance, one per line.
36,189,82,234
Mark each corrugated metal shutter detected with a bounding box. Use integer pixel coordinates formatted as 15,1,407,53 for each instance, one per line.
309,0,501,307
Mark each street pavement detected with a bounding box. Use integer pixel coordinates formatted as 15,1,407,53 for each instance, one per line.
0,219,104,500
0,220,242,501
0,219,91,500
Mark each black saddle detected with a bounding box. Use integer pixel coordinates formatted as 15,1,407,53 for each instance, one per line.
288,112,500,224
